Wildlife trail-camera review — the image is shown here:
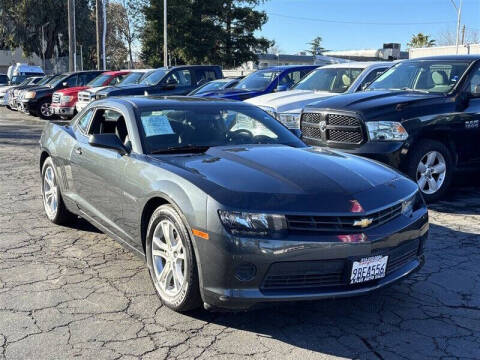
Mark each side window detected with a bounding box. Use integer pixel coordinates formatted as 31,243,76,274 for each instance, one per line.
467,65,480,95
164,70,192,86
76,109,94,134
89,108,130,145
279,71,303,88
359,67,389,90
195,69,217,86
78,73,99,86
64,75,77,87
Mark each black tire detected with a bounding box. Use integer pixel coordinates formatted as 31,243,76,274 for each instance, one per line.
146,204,202,312
41,157,73,224
405,139,453,202
38,99,53,119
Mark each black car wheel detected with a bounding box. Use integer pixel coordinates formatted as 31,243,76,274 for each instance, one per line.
41,157,73,224
146,204,201,312
406,139,453,202
39,99,53,119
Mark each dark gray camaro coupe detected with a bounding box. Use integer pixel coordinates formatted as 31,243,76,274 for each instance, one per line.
39,96,429,312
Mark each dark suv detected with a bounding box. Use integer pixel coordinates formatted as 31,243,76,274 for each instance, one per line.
21,70,103,119
94,65,223,99
300,55,480,201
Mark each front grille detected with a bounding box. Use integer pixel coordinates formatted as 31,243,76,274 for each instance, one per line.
286,202,403,233
261,238,421,292
301,111,365,145
52,93,61,104
78,92,91,102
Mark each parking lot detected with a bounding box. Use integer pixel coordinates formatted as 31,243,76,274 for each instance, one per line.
0,107,479,359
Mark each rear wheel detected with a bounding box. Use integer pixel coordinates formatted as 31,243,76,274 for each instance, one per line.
406,139,453,202
41,157,73,224
146,204,201,312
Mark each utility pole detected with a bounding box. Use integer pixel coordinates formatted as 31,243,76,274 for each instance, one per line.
163,0,167,67
68,0,76,71
461,24,466,45
96,0,102,70
41,22,49,72
450,0,463,54
102,0,107,70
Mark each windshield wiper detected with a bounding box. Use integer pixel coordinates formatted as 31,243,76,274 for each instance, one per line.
398,87,430,94
149,145,211,154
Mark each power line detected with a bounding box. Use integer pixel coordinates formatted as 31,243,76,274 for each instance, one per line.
266,12,457,26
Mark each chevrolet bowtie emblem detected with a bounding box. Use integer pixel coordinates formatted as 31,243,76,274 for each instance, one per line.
353,218,373,228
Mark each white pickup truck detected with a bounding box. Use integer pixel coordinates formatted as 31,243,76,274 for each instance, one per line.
246,62,393,129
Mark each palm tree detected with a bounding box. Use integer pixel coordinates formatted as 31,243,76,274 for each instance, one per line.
306,36,325,55
407,33,436,48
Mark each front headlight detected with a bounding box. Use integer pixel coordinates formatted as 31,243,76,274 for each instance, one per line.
260,106,277,119
24,91,36,99
401,191,424,217
60,95,73,104
218,210,287,237
278,113,301,129
366,121,408,141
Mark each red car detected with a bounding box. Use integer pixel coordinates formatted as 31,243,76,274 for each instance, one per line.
51,70,130,119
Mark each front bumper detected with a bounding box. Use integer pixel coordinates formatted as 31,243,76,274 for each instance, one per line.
21,99,39,114
51,105,75,116
199,202,428,311
75,101,89,113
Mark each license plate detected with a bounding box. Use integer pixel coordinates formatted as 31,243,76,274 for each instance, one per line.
350,255,388,284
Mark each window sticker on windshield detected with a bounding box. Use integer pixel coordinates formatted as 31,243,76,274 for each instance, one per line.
141,113,174,136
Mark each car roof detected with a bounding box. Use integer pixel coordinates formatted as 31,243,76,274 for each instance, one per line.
408,55,480,61
259,65,318,71
61,70,105,76
321,61,393,69
98,95,250,109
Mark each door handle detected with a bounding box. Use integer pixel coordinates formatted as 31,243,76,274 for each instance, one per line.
74,147,82,155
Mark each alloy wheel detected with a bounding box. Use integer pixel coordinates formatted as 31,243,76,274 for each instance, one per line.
151,219,187,297
416,150,446,195
40,102,52,117
43,166,58,219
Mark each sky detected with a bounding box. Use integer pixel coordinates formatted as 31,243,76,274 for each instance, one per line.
255,0,480,53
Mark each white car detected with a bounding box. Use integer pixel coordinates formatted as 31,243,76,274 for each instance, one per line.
246,62,393,129
75,69,154,113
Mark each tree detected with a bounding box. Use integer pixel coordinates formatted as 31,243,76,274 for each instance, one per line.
306,36,325,55
407,33,436,48
140,0,273,68
438,27,479,46
106,2,129,69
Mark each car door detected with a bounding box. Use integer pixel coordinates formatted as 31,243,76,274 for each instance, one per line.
69,107,131,234
459,63,480,163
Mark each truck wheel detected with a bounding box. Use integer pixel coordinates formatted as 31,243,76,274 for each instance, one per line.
146,204,202,312
406,139,453,202
39,99,53,119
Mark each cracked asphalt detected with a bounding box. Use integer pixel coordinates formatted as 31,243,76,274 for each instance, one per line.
1,107,479,360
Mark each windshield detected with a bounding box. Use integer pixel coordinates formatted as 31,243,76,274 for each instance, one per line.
368,60,471,93
139,69,167,86
87,74,111,87
190,80,230,95
294,67,363,93
37,76,52,85
137,105,305,153
117,72,144,86
235,70,280,91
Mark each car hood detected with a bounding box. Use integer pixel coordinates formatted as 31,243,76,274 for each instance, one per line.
0,85,15,93
55,86,88,95
83,85,109,94
246,89,338,113
305,90,448,122
98,83,148,96
148,145,416,212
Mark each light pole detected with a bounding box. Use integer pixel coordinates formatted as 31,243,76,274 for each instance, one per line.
102,0,107,70
450,0,463,54
41,22,49,72
163,0,167,67
68,0,77,71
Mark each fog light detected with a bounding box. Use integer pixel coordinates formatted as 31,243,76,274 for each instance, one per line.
234,263,256,281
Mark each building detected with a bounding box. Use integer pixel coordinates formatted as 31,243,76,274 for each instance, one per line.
0,48,42,73
324,43,408,62
409,43,480,58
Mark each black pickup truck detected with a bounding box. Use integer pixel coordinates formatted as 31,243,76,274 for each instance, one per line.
300,55,480,201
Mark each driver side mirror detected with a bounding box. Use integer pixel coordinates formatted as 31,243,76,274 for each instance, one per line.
89,133,128,155
274,84,288,92
62,82,69,88
361,81,372,91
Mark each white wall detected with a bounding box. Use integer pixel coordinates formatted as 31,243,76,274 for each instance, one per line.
409,44,480,58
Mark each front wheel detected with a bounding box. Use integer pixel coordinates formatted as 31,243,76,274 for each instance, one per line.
39,99,53,119
406,139,453,202
146,204,201,312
